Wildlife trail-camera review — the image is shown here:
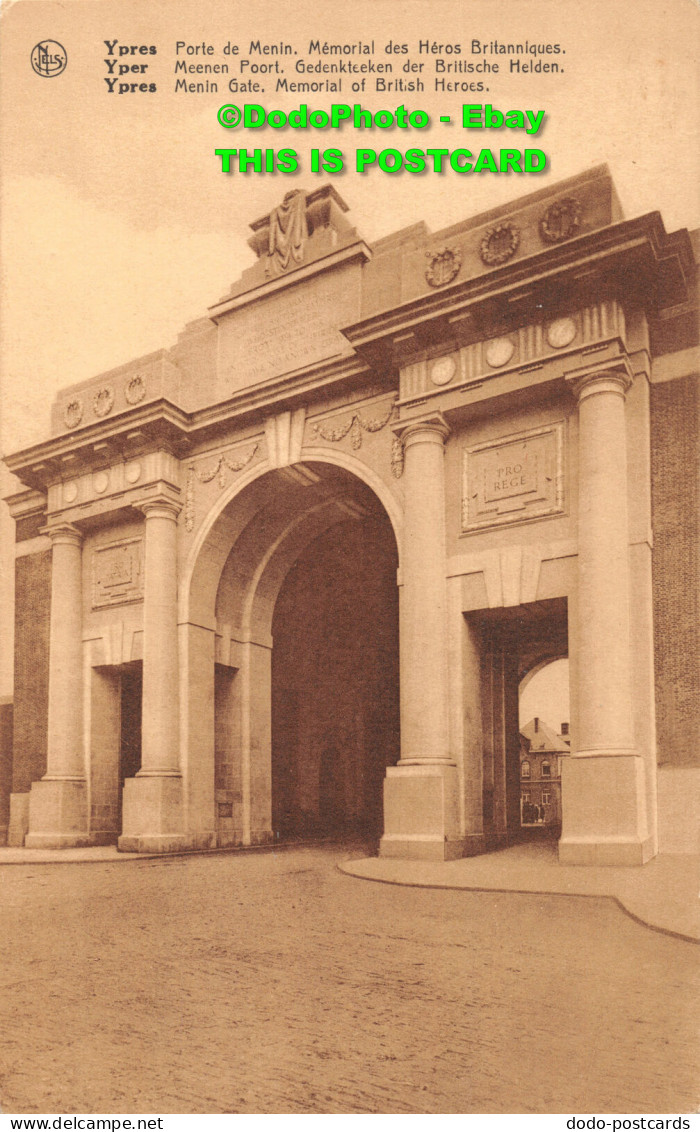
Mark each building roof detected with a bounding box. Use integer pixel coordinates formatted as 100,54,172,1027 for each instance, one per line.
520,718,571,756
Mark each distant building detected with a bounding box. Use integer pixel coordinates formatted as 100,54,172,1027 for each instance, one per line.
519,718,570,828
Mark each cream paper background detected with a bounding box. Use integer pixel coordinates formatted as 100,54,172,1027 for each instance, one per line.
0,0,697,718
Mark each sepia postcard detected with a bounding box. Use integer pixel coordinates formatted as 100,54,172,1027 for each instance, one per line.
0,0,698,1120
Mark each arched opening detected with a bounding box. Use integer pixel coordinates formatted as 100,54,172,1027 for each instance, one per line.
271,515,399,840
468,598,569,850
189,459,400,850
518,658,570,839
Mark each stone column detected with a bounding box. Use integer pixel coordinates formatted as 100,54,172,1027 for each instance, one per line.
380,413,462,860
560,365,651,865
25,523,90,847
119,497,185,852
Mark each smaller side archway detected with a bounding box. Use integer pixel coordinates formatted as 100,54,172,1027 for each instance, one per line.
519,658,571,835
468,598,569,851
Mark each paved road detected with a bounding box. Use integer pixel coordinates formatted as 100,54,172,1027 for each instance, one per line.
0,845,697,1114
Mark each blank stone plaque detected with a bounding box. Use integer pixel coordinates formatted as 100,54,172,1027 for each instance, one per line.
462,421,565,532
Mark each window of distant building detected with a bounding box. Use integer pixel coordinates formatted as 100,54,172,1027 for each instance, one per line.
542,762,551,777
542,792,551,805
522,761,531,778
522,793,530,803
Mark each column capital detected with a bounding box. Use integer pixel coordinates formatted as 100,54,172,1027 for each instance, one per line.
565,358,634,402
391,411,450,446
134,494,182,522
39,521,83,547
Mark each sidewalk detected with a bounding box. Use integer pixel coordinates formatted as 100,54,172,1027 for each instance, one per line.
339,842,700,943
1,839,697,942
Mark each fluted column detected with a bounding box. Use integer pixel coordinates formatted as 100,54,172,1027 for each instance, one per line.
560,365,651,865
26,523,90,847
119,496,186,852
380,413,462,860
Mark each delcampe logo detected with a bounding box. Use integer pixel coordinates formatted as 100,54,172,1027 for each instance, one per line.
30,40,67,77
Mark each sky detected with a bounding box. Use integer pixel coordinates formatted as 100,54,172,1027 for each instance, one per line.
0,0,698,694
520,660,569,732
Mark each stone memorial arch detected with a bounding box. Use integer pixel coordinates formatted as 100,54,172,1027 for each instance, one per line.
3,169,698,864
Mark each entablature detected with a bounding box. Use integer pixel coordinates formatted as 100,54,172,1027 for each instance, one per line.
39,450,181,531
5,350,389,497
342,212,695,373
393,300,649,422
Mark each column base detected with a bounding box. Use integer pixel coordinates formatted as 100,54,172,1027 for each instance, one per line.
7,792,30,847
118,774,186,854
118,834,188,853
558,835,655,867
560,754,654,866
379,833,465,860
25,778,91,849
379,763,462,861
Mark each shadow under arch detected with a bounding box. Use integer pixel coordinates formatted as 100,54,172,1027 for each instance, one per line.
180,456,402,851
179,449,403,629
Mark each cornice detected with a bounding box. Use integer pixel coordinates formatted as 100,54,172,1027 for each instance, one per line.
4,487,47,520
208,240,372,322
4,399,190,490
4,354,382,492
341,213,695,363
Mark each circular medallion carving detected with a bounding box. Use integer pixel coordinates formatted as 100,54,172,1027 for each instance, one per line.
93,386,115,418
125,462,142,484
430,356,457,386
485,337,515,368
125,375,146,405
64,398,83,429
63,481,78,503
539,197,582,244
425,245,462,287
547,317,577,349
479,222,520,267
93,471,109,494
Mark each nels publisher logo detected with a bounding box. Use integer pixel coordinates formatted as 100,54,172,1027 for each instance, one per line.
31,40,67,77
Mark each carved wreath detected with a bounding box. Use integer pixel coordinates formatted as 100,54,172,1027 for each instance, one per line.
479,222,520,267
312,400,397,451
64,397,84,429
196,443,259,489
125,375,146,405
93,385,115,418
539,197,582,244
184,443,259,532
425,245,462,287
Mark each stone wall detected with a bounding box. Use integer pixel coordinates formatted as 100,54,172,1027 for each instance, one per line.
651,374,700,767
0,697,13,844
12,550,51,791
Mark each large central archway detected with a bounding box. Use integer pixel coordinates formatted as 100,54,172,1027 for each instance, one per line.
183,458,400,851
271,514,399,840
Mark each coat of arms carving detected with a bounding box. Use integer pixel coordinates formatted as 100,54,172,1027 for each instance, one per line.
539,197,582,244
425,245,462,287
